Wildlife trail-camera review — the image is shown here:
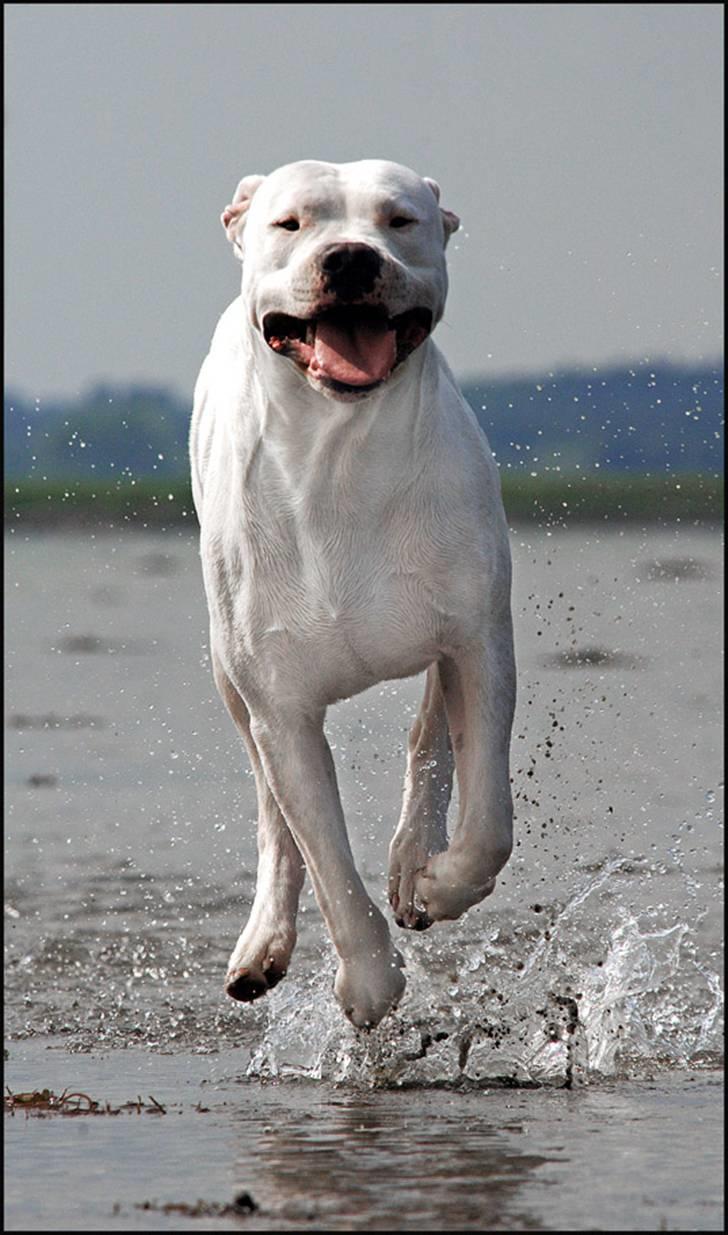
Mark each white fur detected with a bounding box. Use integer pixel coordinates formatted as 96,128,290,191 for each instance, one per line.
190,159,516,1028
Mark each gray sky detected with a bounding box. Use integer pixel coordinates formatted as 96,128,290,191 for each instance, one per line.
4,3,724,400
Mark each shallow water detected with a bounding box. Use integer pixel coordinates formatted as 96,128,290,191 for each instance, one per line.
4,1042,723,1231
4,524,724,1228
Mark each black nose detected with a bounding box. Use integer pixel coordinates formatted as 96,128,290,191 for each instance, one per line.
321,243,383,299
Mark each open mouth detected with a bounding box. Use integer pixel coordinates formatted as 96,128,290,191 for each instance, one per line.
262,305,433,393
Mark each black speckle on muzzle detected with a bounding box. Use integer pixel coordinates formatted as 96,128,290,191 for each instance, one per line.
321,243,383,301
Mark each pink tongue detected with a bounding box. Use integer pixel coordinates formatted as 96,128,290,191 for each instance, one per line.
312,319,396,386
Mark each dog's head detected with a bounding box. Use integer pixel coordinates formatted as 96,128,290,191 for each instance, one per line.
221,160,459,402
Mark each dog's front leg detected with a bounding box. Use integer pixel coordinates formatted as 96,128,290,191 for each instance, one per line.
413,622,516,922
249,708,405,1028
213,652,306,1001
388,662,452,930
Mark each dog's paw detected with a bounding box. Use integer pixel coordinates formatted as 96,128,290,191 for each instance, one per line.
225,958,288,1003
334,946,406,1029
412,850,497,922
389,879,433,932
388,839,440,931
224,930,295,1003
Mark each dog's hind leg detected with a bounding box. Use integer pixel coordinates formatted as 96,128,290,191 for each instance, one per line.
388,662,453,930
212,649,305,1002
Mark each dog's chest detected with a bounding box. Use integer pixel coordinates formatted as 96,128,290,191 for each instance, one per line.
206,484,477,699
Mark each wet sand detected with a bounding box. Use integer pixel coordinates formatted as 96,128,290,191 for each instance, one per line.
4,1042,723,1231
4,523,724,1229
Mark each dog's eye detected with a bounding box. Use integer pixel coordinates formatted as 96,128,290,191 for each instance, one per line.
390,216,416,229
275,218,300,231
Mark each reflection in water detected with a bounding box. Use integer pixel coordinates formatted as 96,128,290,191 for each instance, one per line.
3,528,724,1232
230,1088,555,1230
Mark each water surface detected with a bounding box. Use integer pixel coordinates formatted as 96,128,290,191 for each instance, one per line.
4,525,724,1228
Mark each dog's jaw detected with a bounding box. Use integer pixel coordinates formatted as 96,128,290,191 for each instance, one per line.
262,304,433,401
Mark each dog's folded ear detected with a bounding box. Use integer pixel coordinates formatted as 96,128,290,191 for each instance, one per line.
423,177,460,247
221,174,266,257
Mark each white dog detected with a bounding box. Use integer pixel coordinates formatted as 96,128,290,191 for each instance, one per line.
190,159,515,1028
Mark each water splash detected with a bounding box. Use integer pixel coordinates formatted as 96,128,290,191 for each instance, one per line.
247,859,723,1087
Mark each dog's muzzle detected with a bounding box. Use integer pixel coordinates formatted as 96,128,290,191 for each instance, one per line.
262,242,433,395
320,243,384,301
263,304,433,395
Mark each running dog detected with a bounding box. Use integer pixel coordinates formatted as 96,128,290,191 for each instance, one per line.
190,159,515,1028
